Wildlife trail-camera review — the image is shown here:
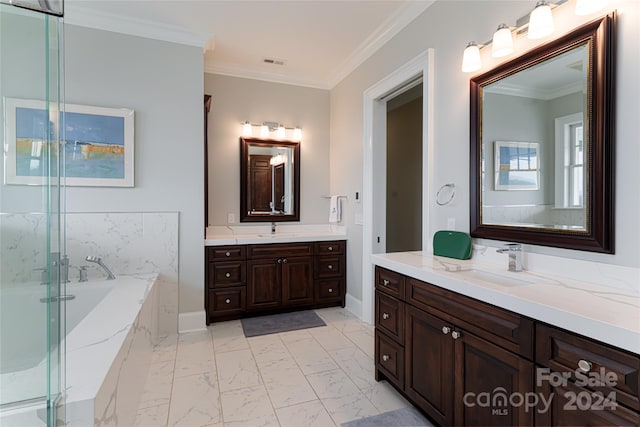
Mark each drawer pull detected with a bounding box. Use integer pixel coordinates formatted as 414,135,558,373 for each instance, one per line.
382,313,390,320
577,359,593,373
328,246,333,251
382,354,390,362
225,251,231,257
382,279,390,286
277,258,283,264
225,272,231,278
225,298,231,304
442,326,451,335
451,331,462,340
283,258,288,263
328,265,333,270
328,288,333,293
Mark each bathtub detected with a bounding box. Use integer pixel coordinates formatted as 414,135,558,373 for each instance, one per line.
0,274,158,427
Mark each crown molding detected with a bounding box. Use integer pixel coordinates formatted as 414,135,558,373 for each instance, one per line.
64,5,211,48
205,62,330,90
326,1,434,89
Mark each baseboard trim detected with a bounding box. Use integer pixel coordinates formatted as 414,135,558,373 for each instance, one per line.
345,293,364,321
178,311,206,333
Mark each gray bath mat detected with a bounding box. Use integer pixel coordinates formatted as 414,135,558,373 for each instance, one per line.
341,407,434,427
241,310,326,337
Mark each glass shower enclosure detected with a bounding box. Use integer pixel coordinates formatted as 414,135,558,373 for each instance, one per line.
0,1,65,426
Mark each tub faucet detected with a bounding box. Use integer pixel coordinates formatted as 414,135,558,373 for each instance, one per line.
85,256,116,280
496,243,523,272
271,222,276,234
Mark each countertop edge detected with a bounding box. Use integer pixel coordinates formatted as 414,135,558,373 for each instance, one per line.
205,233,347,246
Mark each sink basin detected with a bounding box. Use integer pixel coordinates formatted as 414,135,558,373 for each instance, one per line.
457,268,536,287
255,233,298,238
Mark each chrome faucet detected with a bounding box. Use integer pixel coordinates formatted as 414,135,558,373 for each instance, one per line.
85,256,116,280
496,243,523,272
271,222,276,234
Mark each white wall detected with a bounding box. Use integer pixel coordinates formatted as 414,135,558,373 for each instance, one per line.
65,26,204,316
330,0,640,302
204,73,330,226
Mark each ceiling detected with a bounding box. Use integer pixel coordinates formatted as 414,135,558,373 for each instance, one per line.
64,1,434,89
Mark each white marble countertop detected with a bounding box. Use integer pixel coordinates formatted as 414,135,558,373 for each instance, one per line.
205,224,347,246
371,251,640,354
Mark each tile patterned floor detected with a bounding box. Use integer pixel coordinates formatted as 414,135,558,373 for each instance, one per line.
134,308,411,427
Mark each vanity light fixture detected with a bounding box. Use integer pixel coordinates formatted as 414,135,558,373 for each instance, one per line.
293,127,302,141
528,0,555,39
260,124,270,138
242,121,253,137
575,0,607,15
276,124,286,139
462,42,482,73
240,121,302,140
491,24,514,58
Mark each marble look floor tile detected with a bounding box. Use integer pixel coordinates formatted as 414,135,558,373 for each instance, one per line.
216,349,261,392
167,371,221,427
321,392,379,425
305,369,361,399
328,346,376,390
248,335,295,370
220,384,277,424
344,329,374,359
260,365,317,409
174,354,216,379
308,326,355,352
210,320,249,353
134,403,169,427
224,414,280,427
278,329,313,345
285,337,338,375
275,400,337,427
138,360,174,409
314,307,357,324
151,334,178,363
362,380,411,413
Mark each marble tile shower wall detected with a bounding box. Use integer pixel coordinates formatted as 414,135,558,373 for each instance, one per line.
0,212,179,334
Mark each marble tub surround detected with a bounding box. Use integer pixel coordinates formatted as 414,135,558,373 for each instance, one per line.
65,274,158,427
371,251,640,354
205,223,346,246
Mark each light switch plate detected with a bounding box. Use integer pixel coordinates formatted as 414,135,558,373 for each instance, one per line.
447,217,456,230
355,213,364,225
227,213,235,224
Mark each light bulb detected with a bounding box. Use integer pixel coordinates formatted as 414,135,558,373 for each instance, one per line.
276,124,286,139
242,121,252,136
575,0,607,15
293,127,302,141
462,42,482,73
492,24,514,58
260,124,269,138
528,1,554,40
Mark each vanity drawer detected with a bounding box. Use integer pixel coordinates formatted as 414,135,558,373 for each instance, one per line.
536,324,640,411
315,255,345,278
375,331,404,389
315,279,343,302
207,245,246,262
406,278,534,358
375,292,404,344
375,266,405,300
209,287,246,315
209,261,246,287
248,243,313,259
316,241,345,255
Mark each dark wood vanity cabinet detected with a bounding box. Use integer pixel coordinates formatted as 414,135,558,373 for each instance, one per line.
374,265,640,427
205,240,346,323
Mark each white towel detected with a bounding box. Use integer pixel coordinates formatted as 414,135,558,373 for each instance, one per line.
329,196,341,223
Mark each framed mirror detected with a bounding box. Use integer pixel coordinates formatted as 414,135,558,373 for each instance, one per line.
240,137,300,222
470,14,615,253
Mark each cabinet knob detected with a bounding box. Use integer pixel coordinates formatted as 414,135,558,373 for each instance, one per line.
328,246,333,251
382,313,390,320
382,354,390,362
225,251,231,257
277,258,283,264
328,264,333,270
577,359,593,373
328,288,333,293
283,258,288,263
225,272,231,278
225,298,231,304
382,279,390,286
442,326,451,335
451,331,462,340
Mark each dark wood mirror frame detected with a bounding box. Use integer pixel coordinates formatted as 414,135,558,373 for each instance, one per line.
470,13,615,253
240,137,300,223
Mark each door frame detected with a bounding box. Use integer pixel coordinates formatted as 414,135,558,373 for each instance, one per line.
361,49,434,323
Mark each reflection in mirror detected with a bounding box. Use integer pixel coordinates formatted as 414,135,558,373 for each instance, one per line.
240,137,300,222
481,44,587,230
470,14,615,253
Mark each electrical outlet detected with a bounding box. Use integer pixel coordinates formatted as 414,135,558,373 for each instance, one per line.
227,213,235,224
447,217,456,230
355,213,364,225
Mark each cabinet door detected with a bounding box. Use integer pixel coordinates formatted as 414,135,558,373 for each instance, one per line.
282,256,313,306
454,330,534,427
247,259,281,310
405,305,454,426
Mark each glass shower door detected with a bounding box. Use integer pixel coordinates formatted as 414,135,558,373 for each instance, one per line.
0,2,64,425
